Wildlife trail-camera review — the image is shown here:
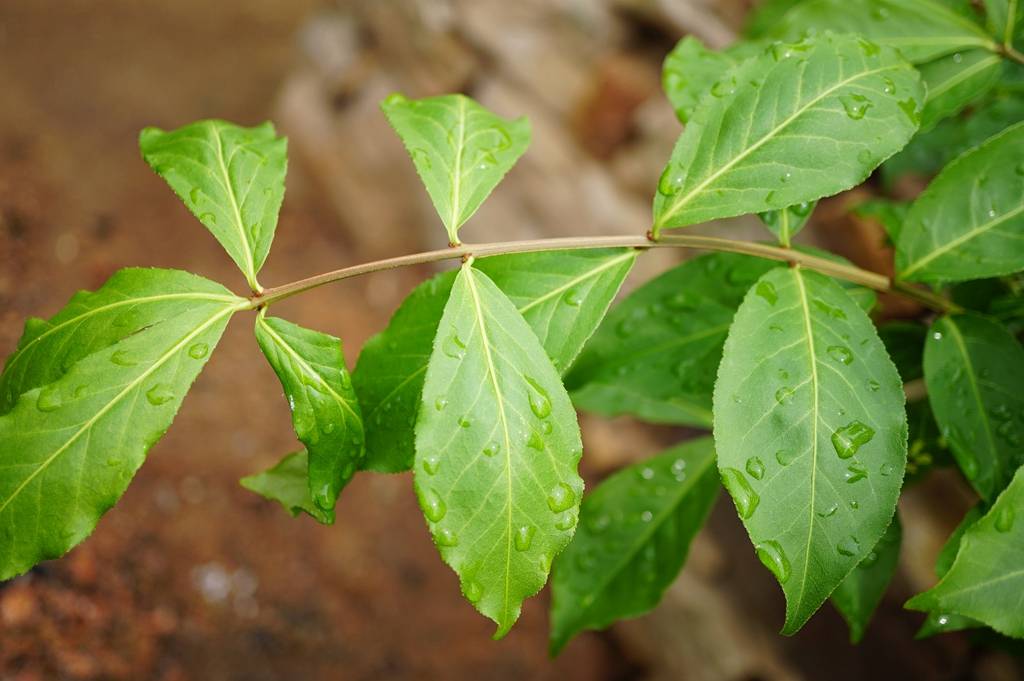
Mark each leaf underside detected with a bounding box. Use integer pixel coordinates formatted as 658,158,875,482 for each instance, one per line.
831,514,903,642
240,450,332,525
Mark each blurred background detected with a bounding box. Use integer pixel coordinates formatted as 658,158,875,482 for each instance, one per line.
0,1,1020,679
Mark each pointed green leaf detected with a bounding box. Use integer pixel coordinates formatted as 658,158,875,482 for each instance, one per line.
773,0,997,63
0,273,243,580
924,314,1024,501
380,93,530,243
831,514,903,643
661,37,757,124
652,33,923,233
549,437,720,654
140,120,287,291
918,50,1003,132
240,450,332,524
255,314,364,518
413,262,584,637
759,202,816,246
354,249,633,473
916,506,983,638
897,122,1024,283
714,267,907,634
906,466,1024,638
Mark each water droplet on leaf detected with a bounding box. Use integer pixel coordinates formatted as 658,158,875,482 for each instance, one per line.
721,468,759,519
832,421,875,459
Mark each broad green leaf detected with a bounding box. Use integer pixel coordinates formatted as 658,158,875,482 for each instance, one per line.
831,515,903,643
139,120,287,291
354,249,633,473
918,50,1003,132
984,0,1024,45
954,274,1024,334
413,262,584,637
0,274,244,580
652,33,924,233
897,122,1024,283
773,0,997,63
240,450,332,524
254,314,364,519
854,198,910,242
661,37,756,124
0,268,242,413
916,506,983,637
906,466,1024,638
924,314,1024,501
758,202,816,246
745,0,804,38
549,437,720,654
714,267,907,634
380,93,530,243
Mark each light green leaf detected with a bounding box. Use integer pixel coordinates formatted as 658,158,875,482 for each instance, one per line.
906,465,1024,638
916,506,983,638
745,0,805,38
831,514,903,643
354,249,633,473
773,0,997,63
759,202,816,246
714,267,907,634
549,437,720,654
413,262,584,637
924,314,1024,501
254,314,364,519
139,120,287,291
918,50,1003,132
381,93,530,243
661,37,756,124
240,450,332,525
0,273,244,580
984,0,1024,46
897,121,1024,283
652,33,924,233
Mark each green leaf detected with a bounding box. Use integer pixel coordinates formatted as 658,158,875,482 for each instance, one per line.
897,121,1024,283
917,50,1003,132
906,465,1024,638
240,450,332,524
661,37,755,124
0,268,242,413
354,249,633,473
916,506,983,637
924,314,1024,501
254,314,364,518
139,120,287,291
652,33,924,233
745,0,805,38
773,0,997,63
854,198,910,242
831,514,903,643
984,0,1024,45
380,93,530,244
413,262,584,637
549,437,720,654
0,272,244,580
759,202,816,246
714,267,907,634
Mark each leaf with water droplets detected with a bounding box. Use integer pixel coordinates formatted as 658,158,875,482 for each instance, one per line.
0,273,243,580
652,33,923,233
923,314,1024,501
983,0,1024,45
916,506,983,638
354,249,634,473
831,514,903,643
381,93,530,243
414,262,583,637
906,466,1024,638
240,450,332,524
917,49,1002,133
897,121,1024,283
254,314,364,520
714,267,907,634
661,36,761,124
140,120,287,291
759,202,817,246
549,437,720,654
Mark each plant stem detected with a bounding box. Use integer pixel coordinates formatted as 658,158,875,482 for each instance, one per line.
1000,42,1024,65
250,233,958,313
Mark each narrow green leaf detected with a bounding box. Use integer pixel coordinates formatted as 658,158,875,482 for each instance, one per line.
759,202,816,246
773,0,997,63
380,93,530,243
354,249,633,473
661,37,754,124
897,122,1024,283
918,50,1003,132
139,120,287,291
549,437,720,654
255,314,364,518
714,267,907,634
0,274,244,579
924,314,1024,501
916,506,983,637
413,262,584,637
240,450,332,524
652,33,923,233
906,466,1024,638
831,515,903,643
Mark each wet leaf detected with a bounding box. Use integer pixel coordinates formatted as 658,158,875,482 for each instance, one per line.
831,515,903,642
240,450,332,525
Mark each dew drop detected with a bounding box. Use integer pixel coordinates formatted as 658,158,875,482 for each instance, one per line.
73,385,87,399
436,528,459,547
36,386,62,412
657,165,685,196
775,449,797,466
422,489,447,522
464,580,483,603
995,506,1015,533
745,456,766,480
711,77,737,98
879,462,896,476
721,468,759,519
524,376,552,419
458,416,472,428
817,503,839,518
110,349,137,367
188,342,210,360
831,421,875,459
547,482,577,513
837,535,860,557
638,466,655,481
541,421,553,435
383,92,407,107
756,540,791,583
812,298,847,319
422,455,441,475
313,483,333,510
882,77,896,95
189,186,202,206
840,93,872,120
146,384,174,406
527,430,545,451
867,379,880,392
845,461,868,484
434,397,448,412
671,458,688,482
410,147,432,170
827,345,853,365
555,511,578,531
199,212,217,224
640,510,654,523
563,289,582,307
665,291,696,310
514,525,536,552
482,441,501,457
442,330,466,359
756,280,778,306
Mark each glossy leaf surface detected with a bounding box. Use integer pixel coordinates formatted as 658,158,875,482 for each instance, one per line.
918,50,1002,132
240,450,332,525
759,202,816,246
661,37,754,123
831,515,903,642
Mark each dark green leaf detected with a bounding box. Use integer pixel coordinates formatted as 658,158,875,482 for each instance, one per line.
917,50,1003,132
916,506,984,637
413,262,583,637
984,0,1024,45
714,267,907,634
854,198,910,242
878,321,927,381
139,120,287,291
240,450,332,524
549,437,720,654
831,514,903,643
924,314,1024,501
254,314,364,518
759,201,816,246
